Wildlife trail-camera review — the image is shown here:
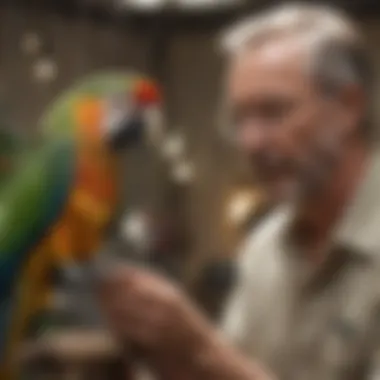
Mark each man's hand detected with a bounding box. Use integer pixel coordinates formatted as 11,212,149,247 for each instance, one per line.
98,265,209,355
98,265,273,380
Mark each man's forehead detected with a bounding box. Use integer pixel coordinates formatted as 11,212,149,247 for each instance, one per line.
228,38,309,83
225,40,314,106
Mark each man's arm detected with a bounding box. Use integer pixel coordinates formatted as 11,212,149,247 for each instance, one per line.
188,329,274,380
144,289,273,380
98,265,273,380
144,323,273,380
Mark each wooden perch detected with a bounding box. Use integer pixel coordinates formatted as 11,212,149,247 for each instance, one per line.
20,329,122,364
18,329,126,380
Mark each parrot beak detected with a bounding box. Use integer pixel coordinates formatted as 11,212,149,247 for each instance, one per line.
105,79,164,151
106,106,164,151
107,114,144,151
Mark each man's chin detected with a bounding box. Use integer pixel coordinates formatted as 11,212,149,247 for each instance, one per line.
261,179,299,205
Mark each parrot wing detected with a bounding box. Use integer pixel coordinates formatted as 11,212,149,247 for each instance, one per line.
0,138,76,295
0,138,76,356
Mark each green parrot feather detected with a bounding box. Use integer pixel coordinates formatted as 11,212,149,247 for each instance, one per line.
40,71,137,138
0,71,161,379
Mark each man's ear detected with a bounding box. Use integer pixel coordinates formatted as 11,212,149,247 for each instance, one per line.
337,84,366,136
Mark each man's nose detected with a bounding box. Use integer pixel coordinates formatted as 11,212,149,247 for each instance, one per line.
236,124,267,154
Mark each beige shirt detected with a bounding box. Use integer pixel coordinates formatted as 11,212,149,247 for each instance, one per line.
222,152,380,380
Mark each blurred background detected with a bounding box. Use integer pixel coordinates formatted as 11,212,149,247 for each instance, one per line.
1,0,379,378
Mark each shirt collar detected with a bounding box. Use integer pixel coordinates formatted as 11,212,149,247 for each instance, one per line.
333,150,380,257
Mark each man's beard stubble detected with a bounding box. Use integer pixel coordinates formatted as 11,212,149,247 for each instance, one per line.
253,125,347,205
298,124,347,200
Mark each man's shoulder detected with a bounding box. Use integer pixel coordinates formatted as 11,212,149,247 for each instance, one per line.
236,204,293,272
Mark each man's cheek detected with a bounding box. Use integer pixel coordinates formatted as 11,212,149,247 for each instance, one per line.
266,175,300,202
308,126,346,179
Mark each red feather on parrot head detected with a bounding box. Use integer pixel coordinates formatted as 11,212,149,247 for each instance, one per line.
133,79,161,106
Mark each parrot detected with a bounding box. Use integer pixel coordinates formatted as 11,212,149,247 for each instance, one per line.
0,71,163,379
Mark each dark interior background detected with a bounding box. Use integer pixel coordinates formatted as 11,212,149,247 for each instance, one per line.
1,0,379,287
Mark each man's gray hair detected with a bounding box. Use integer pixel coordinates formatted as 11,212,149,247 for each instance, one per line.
220,3,376,140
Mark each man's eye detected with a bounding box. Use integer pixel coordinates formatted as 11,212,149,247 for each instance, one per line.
257,101,292,121
228,99,296,136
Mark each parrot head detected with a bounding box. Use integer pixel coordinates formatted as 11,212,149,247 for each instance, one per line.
76,77,163,151
111,79,162,149
40,72,165,151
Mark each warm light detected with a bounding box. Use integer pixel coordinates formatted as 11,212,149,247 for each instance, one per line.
33,57,58,83
226,190,260,226
120,211,152,254
171,161,195,184
21,32,42,55
119,0,242,11
121,0,165,10
161,132,186,161
177,0,242,9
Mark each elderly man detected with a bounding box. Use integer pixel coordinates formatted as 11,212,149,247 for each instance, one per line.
100,4,380,380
